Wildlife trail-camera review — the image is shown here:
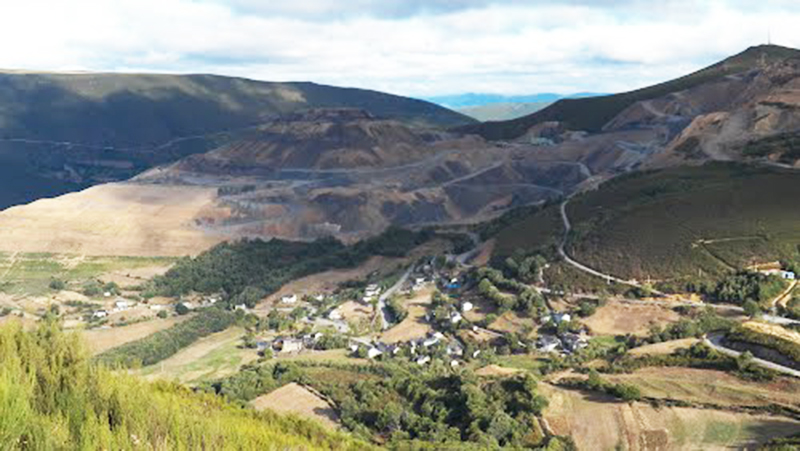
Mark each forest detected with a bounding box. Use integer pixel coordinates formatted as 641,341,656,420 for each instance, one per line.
150,227,435,305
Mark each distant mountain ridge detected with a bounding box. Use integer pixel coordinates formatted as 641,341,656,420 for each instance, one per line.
425,92,601,108
0,71,474,210
460,45,800,139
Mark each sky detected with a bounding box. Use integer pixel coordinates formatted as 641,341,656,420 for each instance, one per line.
1,0,799,97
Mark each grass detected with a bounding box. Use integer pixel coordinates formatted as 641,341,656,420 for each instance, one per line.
492,355,548,374
0,319,372,450
138,327,257,384
0,252,174,297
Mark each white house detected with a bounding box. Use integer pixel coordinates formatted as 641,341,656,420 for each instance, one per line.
114,300,131,310
552,313,572,324
537,335,561,353
450,312,463,324
328,309,343,320
462,302,474,312
416,355,431,365
273,337,304,354
93,310,108,318
367,347,383,359
781,271,796,280
281,294,298,304
365,284,381,298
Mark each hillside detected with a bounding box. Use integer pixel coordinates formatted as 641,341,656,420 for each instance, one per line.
0,107,591,256
457,102,552,121
494,163,800,282
0,320,370,449
0,71,474,210
461,45,800,139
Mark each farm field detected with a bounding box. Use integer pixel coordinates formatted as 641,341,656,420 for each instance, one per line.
627,338,699,356
137,327,258,384
81,315,188,355
605,367,800,408
0,251,174,297
582,300,680,336
540,383,800,450
251,383,339,430
380,287,434,343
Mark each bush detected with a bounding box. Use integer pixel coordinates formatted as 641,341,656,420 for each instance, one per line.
48,278,66,291
0,321,370,449
175,302,191,315
156,310,169,319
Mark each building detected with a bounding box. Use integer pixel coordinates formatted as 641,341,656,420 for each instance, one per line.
281,294,298,304
416,355,431,365
561,333,589,353
328,309,343,320
446,340,464,357
552,313,572,324
462,302,474,312
781,271,796,280
92,310,108,319
450,312,463,324
537,335,561,353
272,337,304,354
365,284,381,297
367,347,383,359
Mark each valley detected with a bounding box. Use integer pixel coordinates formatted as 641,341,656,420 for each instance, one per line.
2,43,800,450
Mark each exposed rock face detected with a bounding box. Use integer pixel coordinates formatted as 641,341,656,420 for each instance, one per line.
132,108,586,244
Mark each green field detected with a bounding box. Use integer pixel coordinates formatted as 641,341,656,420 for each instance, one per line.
0,252,174,296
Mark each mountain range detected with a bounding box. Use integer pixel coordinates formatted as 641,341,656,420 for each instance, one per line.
0,72,474,210
0,45,799,257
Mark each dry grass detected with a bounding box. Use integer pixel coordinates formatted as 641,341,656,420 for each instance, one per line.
627,338,699,357
380,288,433,343
474,364,522,377
583,300,680,336
541,384,800,450
489,311,534,336
0,183,224,257
81,315,188,355
743,320,800,346
337,301,372,321
251,383,339,430
605,367,800,408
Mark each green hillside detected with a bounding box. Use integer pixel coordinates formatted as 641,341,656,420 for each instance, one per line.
494,163,800,282
0,320,370,450
0,72,474,210
460,45,800,140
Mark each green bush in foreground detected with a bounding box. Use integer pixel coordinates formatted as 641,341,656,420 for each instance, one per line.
0,320,370,450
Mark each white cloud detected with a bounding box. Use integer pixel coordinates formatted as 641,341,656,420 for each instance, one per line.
0,0,797,96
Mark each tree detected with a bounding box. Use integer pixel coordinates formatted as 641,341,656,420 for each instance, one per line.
49,278,66,291
743,300,761,318
156,310,168,319
175,303,190,315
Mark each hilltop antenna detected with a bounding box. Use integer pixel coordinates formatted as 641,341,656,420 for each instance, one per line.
768,30,771,45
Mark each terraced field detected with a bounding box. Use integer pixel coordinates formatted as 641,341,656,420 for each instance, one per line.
540,384,800,450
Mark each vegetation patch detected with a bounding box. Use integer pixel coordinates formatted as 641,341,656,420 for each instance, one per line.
95,308,238,368
565,164,800,280
0,321,370,449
